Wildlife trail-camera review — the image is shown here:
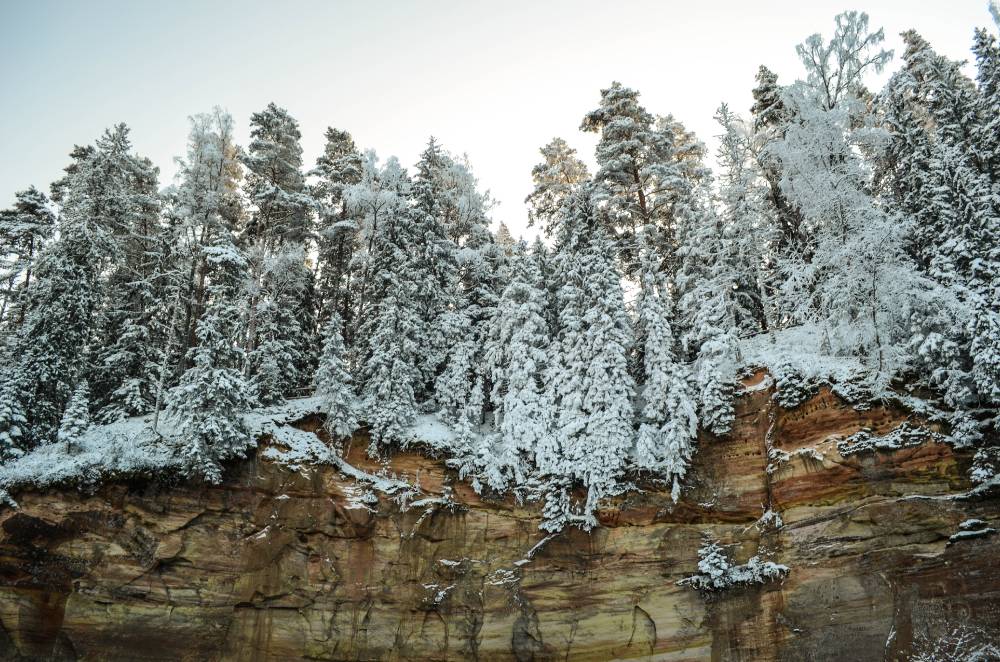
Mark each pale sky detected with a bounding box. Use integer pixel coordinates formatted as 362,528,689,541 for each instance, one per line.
1,1,995,239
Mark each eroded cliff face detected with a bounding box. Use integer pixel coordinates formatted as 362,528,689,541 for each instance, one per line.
1,375,997,661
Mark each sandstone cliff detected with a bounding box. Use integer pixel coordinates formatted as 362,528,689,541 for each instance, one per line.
1,374,997,661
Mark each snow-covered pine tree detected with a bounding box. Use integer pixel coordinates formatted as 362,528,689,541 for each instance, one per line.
525,137,590,238
0,186,55,325
580,82,677,277
58,381,90,453
314,312,358,443
634,246,698,496
310,127,364,329
242,103,313,247
168,108,245,368
483,242,551,489
242,104,316,400
165,238,255,483
494,223,516,254
545,186,634,528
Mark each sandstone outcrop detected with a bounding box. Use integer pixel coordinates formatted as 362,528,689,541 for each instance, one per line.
1,374,997,660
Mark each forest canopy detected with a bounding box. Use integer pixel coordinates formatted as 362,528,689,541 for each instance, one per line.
1,10,999,531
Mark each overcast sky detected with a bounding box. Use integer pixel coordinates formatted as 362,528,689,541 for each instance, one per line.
1,1,996,239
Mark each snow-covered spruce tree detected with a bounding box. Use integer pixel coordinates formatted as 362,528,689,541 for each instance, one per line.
348,154,422,449
482,242,552,490
345,152,412,339
409,139,463,397
0,366,28,461
544,187,634,529
242,104,316,399
891,31,998,287
878,75,979,410
450,235,506,413
89,125,172,422
634,246,698,498
310,127,363,329
690,296,738,436
0,186,55,325
708,104,773,333
881,31,1000,408
314,312,358,443
674,195,740,436
973,26,1000,181
410,139,503,416
0,127,166,426
164,239,255,483
434,333,477,423
679,538,789,592
246,244,313,404
434,257,504,431
453,377,486,462
423,139,495,248
359,286,421,452
525,137,591,238
0,137,119,447
58,381,90,453
529,236,560,337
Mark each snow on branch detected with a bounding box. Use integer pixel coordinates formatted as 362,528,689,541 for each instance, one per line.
678,540,789,593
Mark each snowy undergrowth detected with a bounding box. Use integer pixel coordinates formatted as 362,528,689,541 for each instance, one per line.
0,417,179,507
837,422,946,457
0,397,330,507
739,324,873,408
678,540,789,593
740,324,975,448
0,394,447,511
